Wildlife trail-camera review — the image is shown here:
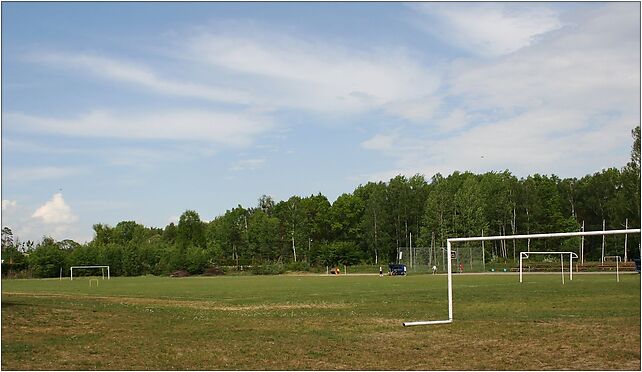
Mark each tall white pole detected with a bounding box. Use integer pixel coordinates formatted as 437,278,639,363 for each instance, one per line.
519,254,523,283
481,229,485,272
409,232,413,269
107,266,110,280
569,253,573,281
561,254,564,285
624,219,628,262
292,236,297,262
601,219,606,263
580,221,585,265
447,240,453,321
616,257,619,283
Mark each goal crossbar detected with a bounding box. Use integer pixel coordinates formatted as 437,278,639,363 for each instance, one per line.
70,265,110,280
402,228,640,327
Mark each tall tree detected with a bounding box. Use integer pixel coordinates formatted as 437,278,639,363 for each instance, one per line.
177,210,206,249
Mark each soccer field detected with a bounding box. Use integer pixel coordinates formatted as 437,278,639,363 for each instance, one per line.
1,273,640,370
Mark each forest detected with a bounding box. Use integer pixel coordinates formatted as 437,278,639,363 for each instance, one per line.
2,127,639,277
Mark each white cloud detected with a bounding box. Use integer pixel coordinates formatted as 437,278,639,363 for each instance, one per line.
412,3,563,57
382,96,442,122
28,52,251,104
6,109,273,147
231,158,266,171
187,32,441,118
2,200,17,211
448,4,639,113
4,166,85,182
363,3,639,180
435,109,470,133
361,133,399,152
32,193,78,225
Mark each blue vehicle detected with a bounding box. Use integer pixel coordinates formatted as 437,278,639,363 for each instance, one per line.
388,263,407,276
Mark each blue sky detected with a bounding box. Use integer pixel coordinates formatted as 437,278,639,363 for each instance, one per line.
2,2,640,243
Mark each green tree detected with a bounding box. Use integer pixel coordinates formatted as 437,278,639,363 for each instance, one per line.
2,227,14,249
28,237,67,278
329,193,364,244
247,210,280,262
163,222,177,244
177,210,206,249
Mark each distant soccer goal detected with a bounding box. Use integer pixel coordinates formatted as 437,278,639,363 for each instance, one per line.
70,265,110,280
519,251,579,284
403,228,641,327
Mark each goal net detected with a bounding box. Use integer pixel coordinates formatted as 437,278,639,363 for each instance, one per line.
70,265,110,280
398,245,485,273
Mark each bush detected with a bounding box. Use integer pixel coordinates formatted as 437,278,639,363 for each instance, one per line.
251,262,285,275
285,261,310,272
186,246,208,274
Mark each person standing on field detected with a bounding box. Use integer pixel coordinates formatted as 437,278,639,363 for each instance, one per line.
432,265,437,274
379,266,383,276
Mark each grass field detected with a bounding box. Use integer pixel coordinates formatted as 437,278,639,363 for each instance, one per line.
1,273,640,370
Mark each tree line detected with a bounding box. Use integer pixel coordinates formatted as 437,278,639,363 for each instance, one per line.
2,127,639,277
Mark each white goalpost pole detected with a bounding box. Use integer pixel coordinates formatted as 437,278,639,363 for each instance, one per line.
604,256,621,282
403,229,640,327
519,253,524,283
580,221,584,265
624,218,628,262
561,254,564,285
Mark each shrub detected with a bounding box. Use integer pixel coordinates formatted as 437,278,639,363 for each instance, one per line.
251,262,285,275
285,261,310,272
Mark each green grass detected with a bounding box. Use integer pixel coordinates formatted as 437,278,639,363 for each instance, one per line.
2,273,640,370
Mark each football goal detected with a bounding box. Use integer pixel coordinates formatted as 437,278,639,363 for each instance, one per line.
519,251,579,284
402,228,640,327
70,265,110,280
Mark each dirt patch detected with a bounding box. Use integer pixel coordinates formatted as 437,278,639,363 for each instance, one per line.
203,267,225,276
3,291,349,312
170,270,190,277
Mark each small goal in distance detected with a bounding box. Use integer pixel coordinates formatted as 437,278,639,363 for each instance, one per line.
70,265,110,280
519,251,579,284
402,228,641,327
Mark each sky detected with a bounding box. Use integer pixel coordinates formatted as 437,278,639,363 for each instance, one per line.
1,2,640,244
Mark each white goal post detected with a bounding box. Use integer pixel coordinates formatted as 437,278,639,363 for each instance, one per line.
402,228,641,327
70,265,110,280
603,255,622,282
519,251,579,284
